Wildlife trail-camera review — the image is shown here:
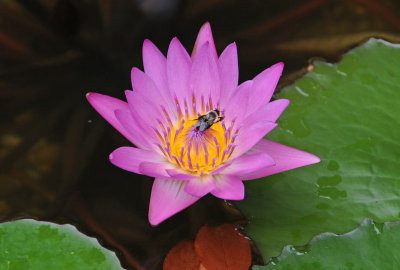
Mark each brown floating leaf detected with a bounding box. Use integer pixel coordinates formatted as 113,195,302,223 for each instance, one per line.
194,224,251,270
164,239,201,270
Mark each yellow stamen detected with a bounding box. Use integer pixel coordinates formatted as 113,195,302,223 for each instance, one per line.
167,118,228,175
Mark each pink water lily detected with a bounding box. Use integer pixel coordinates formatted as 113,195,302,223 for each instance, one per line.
87,23,320,225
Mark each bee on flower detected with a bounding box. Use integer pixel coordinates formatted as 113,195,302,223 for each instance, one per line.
194,109,223,131
87,22,320,225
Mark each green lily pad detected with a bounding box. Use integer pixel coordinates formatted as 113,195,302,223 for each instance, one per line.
0,219,124,270
237,39,400,261
254,219,400,269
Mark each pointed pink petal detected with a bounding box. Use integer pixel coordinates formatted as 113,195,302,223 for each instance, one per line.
192,22,218,62
131,67,157,96
115,102,162,152
142,39,169,99
167,37,192,110
244,99,290,126
139,161,176,179
211,175,244,200
109,146,165,174
86,92,139,144
209,162,232,175
242,139,320,180
131,68,176,120
221,152,275,176
190,42,220,111
166,169,197,180
125,90,170,131
114,109,154,150
149,179,200,225
247,62,284,115
218,42,238,106
222,80,251,126
230,121,278,160
184,175,216,197
125,90,162,144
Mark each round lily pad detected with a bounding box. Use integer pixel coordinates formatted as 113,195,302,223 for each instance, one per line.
255,219,400,269
238,39,400,261
0,219,124,270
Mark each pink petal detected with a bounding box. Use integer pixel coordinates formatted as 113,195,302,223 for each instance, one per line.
125,90,162,143
221,152,275,176
142,39,169,100
184,175,216,197
167,37,192,111
247,62,284,116
209,162,232,175
114,109,154,150
139,161,175,179
190,42,220,112
218,42,238,106
211,175,244,200
149,179,200,225
86,93,137,145
109,146,165,174
115,105,162,152
125,90,170,131
244,99,290,126
230,121,278,160
191,22,218,62
131,68,176,120
241,139,320,180
166,169,197,180
222,80,251,127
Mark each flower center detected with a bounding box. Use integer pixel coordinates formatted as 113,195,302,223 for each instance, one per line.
152,95,239,175
168,119,230,174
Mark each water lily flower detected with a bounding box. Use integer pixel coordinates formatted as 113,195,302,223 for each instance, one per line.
87,22,320,225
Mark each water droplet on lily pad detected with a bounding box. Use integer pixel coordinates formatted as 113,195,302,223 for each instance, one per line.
318,187,347,199
317,175,342,187
327,160,340,171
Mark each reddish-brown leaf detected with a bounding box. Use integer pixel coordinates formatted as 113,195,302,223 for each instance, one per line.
194,224,251,270
164,239,201,270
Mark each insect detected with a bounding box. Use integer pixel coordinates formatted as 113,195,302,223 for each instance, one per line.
194,109,223,131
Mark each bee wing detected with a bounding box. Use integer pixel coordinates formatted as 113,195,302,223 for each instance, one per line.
193,115,205,121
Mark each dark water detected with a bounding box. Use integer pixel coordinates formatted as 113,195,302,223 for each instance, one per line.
1,0,400,269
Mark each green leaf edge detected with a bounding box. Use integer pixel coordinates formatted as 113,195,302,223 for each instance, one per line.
0,218,125,269
252,218,400,269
